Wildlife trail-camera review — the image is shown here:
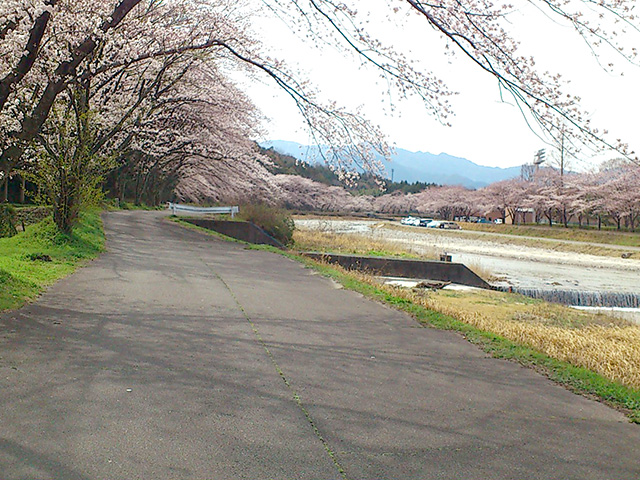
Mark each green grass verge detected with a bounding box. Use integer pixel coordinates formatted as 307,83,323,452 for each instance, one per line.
171,219,640,423
103,199,164,211
0,210,105,311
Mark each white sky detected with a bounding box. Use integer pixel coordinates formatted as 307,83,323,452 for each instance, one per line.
242,2,640,170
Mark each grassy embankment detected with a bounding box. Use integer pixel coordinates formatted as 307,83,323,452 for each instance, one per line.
291,228,640,422
0,210,105,311
462,222,640,247
293,229,437,259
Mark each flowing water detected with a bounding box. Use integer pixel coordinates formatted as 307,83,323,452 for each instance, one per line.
296,218,640,321
498,287,640,308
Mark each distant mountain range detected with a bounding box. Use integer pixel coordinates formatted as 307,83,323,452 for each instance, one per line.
262,140,521,189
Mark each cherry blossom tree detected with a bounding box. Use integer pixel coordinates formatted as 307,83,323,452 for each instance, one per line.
0,0,391,196
106,62,267,206
480,178,529,224
15,0,271,228
1,1,145,183
601,164,640,231
269,175,373,211
2,0,639,218
575,172,607,229
258,0,638,160
373,190,419,214
416,185,479,220
562,173,591,227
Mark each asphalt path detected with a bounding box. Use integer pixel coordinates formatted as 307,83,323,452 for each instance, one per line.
1,210,639,479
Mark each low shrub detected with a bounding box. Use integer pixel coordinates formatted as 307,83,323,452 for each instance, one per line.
239,204,295,246
0,204,17,237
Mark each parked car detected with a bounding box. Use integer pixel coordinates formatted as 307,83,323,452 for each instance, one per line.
441,221,461,229
401,216,418,226
494,218,503,224
426,220,443,228
476,218,492,224
418,218,433,227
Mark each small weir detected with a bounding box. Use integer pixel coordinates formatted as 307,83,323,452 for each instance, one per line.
498,287,640,308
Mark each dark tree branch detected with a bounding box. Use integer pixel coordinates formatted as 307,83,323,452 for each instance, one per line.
1,0,144,173
0,0,59,112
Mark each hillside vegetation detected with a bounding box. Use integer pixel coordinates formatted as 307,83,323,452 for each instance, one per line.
261,146,435,196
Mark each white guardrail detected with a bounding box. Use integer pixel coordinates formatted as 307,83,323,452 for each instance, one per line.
167,202,239,218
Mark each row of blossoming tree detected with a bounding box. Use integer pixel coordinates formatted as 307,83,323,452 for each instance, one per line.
409,163,640,231
172,158,640,232
1,1,638,232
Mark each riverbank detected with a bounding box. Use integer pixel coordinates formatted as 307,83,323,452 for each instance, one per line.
295,218,640,292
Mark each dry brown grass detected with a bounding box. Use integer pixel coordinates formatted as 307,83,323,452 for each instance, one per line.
464,260,499,282
460,221,640,248
294,228,492,279
293,229,438,259
384,284,640,390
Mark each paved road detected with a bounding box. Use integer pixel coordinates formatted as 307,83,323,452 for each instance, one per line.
1,211,639,479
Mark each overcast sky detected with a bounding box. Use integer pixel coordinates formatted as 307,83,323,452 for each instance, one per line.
243,3,640,170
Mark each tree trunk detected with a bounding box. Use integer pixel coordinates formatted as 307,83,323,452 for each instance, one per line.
134,171,143,205
120,178,128,204
18,175,25,204
1,174,7,203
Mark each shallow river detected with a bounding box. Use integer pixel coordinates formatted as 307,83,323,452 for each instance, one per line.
295,218,640,295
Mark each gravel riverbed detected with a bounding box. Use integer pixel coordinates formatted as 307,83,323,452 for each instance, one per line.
295,218,640,294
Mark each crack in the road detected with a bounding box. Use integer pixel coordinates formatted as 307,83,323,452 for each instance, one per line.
203,259,349,480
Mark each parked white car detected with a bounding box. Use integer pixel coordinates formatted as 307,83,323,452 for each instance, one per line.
401,216,420,226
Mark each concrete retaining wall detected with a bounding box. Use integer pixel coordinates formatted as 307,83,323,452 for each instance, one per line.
304,252,491,289
184,219,284,249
